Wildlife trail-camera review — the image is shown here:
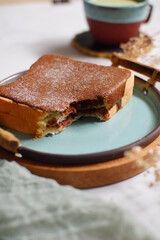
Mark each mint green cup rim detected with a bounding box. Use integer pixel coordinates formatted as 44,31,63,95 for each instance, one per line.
84,0,149,9
83,0,152,24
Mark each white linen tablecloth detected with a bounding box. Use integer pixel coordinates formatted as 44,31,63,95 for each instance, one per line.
0,160,156,240
0,0,160,238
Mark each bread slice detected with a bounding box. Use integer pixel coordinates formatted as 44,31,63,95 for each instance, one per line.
0,54,134,137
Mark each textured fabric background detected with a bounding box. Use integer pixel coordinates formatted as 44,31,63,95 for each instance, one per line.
0,160,157,240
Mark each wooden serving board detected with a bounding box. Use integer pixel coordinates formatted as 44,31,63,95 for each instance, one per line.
0,135,159,189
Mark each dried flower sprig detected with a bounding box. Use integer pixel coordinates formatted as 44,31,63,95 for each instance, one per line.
120,31,160,70
124,145,160,185
120,33,154,60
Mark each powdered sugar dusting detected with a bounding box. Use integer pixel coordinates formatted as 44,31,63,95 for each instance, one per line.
0,55,130,112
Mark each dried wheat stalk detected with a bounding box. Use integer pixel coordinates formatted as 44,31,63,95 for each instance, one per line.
124,145,160,185
120,32,160,70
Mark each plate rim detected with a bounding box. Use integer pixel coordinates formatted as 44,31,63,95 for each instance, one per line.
1,72,160,166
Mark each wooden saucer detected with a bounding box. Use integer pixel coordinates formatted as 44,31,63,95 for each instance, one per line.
72,31,153,59
72,31,122,58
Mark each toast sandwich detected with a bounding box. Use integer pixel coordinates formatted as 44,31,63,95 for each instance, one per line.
0,54,134,137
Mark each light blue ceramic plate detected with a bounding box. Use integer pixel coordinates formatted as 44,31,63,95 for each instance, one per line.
1,73,160,165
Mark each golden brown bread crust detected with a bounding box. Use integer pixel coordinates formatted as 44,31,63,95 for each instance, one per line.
0,96,46,136
0,55,134,137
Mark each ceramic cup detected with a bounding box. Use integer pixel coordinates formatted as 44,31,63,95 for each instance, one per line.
83,0,153,46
